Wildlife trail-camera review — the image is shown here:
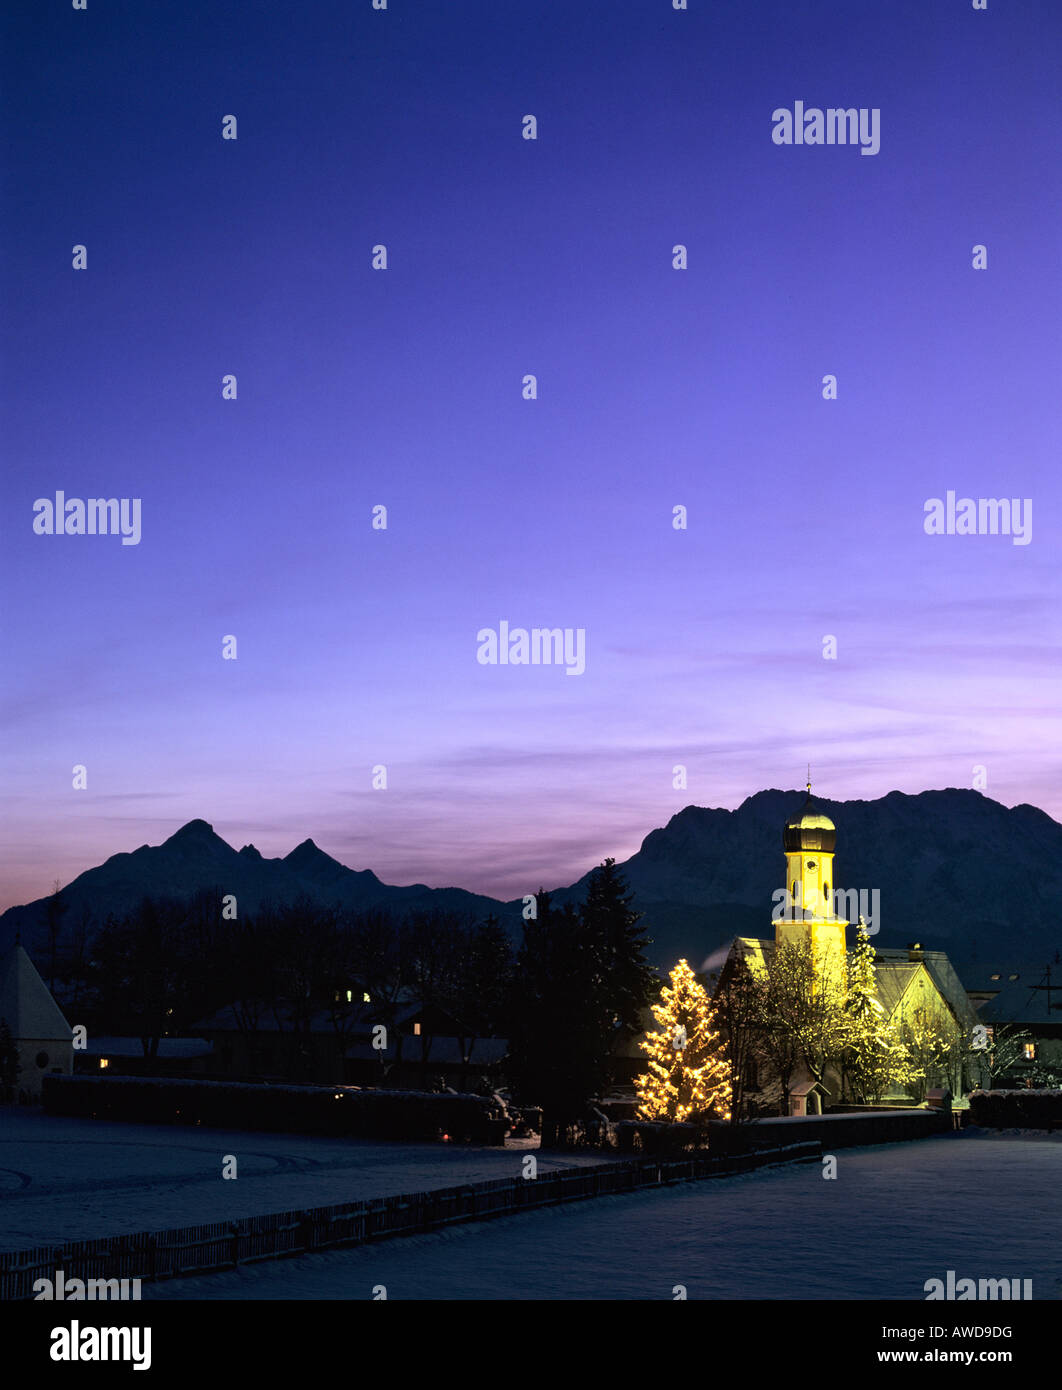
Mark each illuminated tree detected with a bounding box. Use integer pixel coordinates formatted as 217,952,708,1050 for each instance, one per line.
757,937,848,1111
897,1005,951,1104
842,919,909,1103
711,950,767,1122
636,959,731,1122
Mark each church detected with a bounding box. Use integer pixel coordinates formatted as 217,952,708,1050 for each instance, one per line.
716,788,986,1116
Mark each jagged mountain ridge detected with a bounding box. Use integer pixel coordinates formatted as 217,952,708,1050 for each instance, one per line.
0,818,502,950
538,788,1062,977
2,789,1059,978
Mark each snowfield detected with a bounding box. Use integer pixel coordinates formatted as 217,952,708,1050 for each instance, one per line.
0,1110,607,1252
3,1112,1058,1300
137,1131,1062,1301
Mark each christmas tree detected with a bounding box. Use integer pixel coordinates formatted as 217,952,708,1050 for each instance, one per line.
636,959,731,1122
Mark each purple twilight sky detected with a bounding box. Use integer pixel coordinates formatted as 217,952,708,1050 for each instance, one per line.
2,0,1060,910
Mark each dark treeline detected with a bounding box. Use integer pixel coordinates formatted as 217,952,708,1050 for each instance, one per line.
39,858,659,1142
43,892,514,1058
43,889,517,1050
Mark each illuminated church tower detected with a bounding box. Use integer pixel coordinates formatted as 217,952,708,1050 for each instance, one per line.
774,778,849,973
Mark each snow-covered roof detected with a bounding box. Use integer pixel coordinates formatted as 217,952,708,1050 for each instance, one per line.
194,1005,363,1032
871,960,923,1015
0,944,71,1041
195,1000,474,1035
979,981,1062,1027
87,1036,214,1059
345,1037,508,1065
724,937,975,1025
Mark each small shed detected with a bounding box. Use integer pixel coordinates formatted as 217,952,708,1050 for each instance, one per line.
789,1080,829,1116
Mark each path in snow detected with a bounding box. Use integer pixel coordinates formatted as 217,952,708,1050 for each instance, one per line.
139,1133,1062,1300
0,1110,607,1252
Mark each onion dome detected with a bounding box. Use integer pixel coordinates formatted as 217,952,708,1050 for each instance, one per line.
783,794,836,853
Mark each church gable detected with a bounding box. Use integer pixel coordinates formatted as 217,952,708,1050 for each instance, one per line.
0,944,72,1041
874,954,969,1033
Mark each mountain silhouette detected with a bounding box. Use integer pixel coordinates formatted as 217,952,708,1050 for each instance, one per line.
0,819,501,953
2,790,1059,980
531,788,1062,979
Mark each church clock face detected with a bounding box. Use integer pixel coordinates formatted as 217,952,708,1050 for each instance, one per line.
806,860,816,869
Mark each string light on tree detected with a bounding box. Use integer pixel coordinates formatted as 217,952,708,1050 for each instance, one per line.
636,958,732,1123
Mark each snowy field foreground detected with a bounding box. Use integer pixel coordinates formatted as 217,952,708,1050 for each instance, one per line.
0,1110,608,1252
140,1132,1062,1301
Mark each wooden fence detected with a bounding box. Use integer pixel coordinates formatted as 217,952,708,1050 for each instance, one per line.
0,1140,820,1301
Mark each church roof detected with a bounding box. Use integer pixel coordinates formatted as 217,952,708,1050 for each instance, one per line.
724,938,976,1026
783,793,836,853
873,948,976,1027
0,945,72,1041
871,960,923,1015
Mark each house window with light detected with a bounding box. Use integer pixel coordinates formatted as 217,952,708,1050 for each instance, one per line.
1023,1042,1036,1061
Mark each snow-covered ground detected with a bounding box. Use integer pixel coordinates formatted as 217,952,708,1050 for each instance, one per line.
137,1131,1062,1301
0,1110,608,1252
4,1113,1058,1300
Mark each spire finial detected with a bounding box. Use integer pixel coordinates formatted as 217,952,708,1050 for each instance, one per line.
807,764,811,796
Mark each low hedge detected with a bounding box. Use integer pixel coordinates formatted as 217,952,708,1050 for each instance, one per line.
967,1089,1062,1129
41,1074,502,1143
613,1119,702,1155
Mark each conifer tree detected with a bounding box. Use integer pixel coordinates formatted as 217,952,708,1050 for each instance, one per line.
508,861,656,1145
636,959,731,1122
507,891,606,1145
580,858,657,1049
